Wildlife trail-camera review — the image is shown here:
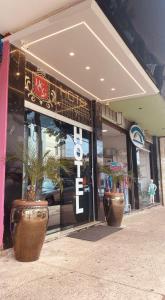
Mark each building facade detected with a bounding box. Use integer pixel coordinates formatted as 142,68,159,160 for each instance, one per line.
0,0,165,249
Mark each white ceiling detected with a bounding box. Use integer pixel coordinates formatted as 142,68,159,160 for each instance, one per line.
0,0,82,34
3,0,159,102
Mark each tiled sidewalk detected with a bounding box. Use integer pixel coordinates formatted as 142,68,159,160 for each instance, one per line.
1,206,165,300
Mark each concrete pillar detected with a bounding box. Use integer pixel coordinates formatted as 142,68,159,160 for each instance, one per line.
159,138,165,205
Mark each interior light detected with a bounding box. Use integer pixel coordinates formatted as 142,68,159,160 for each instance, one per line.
111,88,116,91
85,66,90,70
100,78,104,82
16,72,20,76
69,52,75,57
102,129,108,132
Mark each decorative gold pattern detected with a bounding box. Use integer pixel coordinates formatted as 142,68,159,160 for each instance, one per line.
25,64,92,126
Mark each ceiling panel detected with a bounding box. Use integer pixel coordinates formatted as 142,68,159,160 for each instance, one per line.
4,0,159,102
0,0,81,34
109,94,165,136
28,23,143,100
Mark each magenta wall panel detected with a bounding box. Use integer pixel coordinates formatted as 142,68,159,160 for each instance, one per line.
0,41,10,248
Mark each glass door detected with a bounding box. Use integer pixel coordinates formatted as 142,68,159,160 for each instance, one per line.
102,122,130,212
60,122,93,228
136,146,151,208
24,109,93,232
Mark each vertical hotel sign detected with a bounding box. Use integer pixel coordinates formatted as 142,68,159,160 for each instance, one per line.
74,126,84,214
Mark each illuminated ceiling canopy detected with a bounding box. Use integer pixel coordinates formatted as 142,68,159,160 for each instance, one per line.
4,0,158,102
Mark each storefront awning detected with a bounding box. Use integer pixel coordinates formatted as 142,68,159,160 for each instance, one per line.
4,0,158,102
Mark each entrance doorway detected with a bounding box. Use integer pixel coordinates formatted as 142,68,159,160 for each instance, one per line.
24,108,93,232
102,122,130,212
136,146,152,208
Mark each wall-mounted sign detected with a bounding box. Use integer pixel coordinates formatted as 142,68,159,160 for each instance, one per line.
32,73,49,100
74,126,84,214
25,62,92,126
129,125,145,148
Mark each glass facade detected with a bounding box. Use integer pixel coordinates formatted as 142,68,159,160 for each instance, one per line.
3,48,96,248
136,144,153,208
25,109,93,232
101,120,160,211
102,122,130,212
3,45,161,249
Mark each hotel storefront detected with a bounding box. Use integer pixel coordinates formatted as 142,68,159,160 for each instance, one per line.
4,46,162,249
3,47,101,248
0,1,162,249
2,47,163,249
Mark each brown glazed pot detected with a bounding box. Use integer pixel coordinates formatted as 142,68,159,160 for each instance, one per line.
103,192,124,227
10,199,48,262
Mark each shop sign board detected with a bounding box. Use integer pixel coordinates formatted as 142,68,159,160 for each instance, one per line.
25,65,92,126
129,125,145,148
109,162,127,171
74,126,84,214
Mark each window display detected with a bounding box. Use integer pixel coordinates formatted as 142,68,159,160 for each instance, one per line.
136,145,152,208
102,123,130,212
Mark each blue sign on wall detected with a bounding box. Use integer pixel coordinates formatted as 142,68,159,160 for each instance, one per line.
129,125,145,148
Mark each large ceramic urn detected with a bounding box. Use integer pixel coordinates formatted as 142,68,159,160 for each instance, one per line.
11,199,48,262
103,192,124,227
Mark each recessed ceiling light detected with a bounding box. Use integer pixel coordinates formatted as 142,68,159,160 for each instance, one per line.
85,66,90,70
138,107,143,110
69,52,75,56
111,88,116,91
100,78,104,82
16,72,20,76
21,21,147,102
102,129,108,132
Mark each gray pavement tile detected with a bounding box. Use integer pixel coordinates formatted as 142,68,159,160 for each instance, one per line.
1,206,165,300
3,267,163,300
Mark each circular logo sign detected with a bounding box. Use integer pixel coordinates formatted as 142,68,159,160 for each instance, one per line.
129,125,145,148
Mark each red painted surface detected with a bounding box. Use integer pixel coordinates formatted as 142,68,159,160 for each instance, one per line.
33,73,49,100
0,41,10,248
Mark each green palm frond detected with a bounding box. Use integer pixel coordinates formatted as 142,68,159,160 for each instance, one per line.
8,144,72,201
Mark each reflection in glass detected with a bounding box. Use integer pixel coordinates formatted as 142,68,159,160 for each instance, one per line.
102,123,130,212
136,146,151,208
24,109,93,233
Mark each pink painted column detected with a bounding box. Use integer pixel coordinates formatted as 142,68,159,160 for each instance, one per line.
0,41,10,248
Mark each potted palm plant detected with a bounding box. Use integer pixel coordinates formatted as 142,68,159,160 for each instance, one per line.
10,147,70,262
101,165,127,227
